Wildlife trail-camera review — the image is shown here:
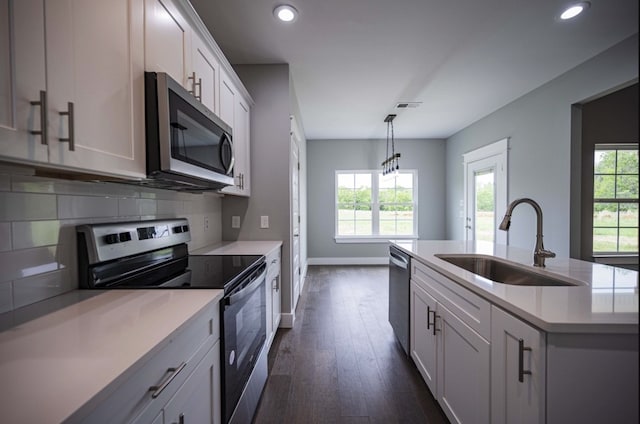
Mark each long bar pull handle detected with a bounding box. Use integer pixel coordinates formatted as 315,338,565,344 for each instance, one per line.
426,306,432,331
30,90,48,145
518,338,532,383
432,311,440,336
59,102,75,151
188,72,202,101
149,362,187,398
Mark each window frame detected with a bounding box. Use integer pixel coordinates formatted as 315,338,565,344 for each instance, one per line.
591,143,639,257
334,169,418,243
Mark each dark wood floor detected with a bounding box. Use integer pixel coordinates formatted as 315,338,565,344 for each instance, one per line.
253,265,449,424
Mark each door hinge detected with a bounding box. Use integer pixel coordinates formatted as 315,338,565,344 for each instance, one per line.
297,162,300,170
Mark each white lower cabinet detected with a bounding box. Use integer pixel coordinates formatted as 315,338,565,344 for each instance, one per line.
163,341,221,424
265,245,282,350
410,278,490,424
491,305,545,424
79,301,221,424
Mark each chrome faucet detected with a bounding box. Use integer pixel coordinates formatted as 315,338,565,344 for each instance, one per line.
499,198,556,267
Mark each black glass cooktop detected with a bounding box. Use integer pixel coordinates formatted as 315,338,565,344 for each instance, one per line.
185,254,264,289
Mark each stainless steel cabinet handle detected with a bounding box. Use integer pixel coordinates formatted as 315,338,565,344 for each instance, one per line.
432,311,440,336
188,72,202,101
518,339,532,382
59,102,75,151
149,362,187,398
30,90,48,145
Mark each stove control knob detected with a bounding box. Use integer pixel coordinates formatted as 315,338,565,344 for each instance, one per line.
119,232,132,242
173,226,183,233
104,233,120,244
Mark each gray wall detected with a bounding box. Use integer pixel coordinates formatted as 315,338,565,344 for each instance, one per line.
307,138,446,260
445,34,639,257
222,64,302,317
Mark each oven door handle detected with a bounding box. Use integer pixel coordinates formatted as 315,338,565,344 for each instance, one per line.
226,269,267,305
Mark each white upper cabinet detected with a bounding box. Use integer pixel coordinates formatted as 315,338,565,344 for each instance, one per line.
144,0,191,86
45,0,145,177
219,69,235,128
221,95,250,196
190,32,220,115
0,0,48,163
1,0,146,178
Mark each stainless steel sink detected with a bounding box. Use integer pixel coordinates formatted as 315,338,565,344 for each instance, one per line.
434,254,580,286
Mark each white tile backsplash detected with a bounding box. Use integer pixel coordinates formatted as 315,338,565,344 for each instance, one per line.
57,195,119,219
12,269,72,309
0,282,12,313
0,192,57,221
12,220,61,250
0,223,11,252
0,171,223,312
118,198,157,217
0,246,58,283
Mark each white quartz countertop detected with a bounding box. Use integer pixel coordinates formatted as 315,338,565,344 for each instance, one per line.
392,240,638,334
191,240,282,256
0,289,223,424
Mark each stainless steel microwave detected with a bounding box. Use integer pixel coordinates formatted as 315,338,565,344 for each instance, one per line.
144,72,234,191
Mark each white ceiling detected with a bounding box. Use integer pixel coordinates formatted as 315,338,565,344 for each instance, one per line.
190,0,638,140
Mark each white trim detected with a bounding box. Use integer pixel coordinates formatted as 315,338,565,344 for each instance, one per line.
463,138,509,162
279,313,295,329
335,236,417,243
463,138,509,245
335,169,418,238
307,257,388,265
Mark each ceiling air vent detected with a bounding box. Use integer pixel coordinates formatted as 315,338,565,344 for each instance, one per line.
395,102,422,109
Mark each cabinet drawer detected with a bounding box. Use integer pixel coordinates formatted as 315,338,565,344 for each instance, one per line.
79,301,220,424
412,260,491,340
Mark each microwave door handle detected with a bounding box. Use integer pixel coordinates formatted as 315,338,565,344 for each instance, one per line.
226,269,266,305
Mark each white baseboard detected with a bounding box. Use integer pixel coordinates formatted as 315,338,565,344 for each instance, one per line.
307,257,388,265
280,313,295,329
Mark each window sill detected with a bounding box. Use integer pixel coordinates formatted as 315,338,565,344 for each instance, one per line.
335,236,418,244
592,254,639,266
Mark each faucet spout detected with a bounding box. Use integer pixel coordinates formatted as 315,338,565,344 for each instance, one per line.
499,198,555,267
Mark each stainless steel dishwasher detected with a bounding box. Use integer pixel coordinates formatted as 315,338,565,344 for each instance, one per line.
388,245,410,354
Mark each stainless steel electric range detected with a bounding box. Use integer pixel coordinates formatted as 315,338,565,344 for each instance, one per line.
77,218,268,424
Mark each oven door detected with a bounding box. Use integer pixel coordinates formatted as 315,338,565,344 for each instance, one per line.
222,264,267,423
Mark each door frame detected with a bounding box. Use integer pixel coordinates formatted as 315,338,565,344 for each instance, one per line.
463,138,509,244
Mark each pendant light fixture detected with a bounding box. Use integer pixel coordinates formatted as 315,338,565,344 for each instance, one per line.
382,114,400,175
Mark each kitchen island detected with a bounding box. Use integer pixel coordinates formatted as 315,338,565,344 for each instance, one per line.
392,240,638,424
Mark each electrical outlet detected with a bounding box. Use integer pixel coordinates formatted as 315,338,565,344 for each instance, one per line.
232,216,240,228
260,215,269,229
204,216,209,231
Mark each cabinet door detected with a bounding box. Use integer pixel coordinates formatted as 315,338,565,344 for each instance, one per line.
144,0,191,86
164,341,221,424
219,69,235,128
271,273,281,332
190,32,219,114
437,303,490,424
491,306,545,424
410,280,438,395
0,0,48,163
221,96,250,195
45,0,145,178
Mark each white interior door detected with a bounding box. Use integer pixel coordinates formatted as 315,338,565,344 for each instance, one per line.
464,139,508,244
291,130,300,309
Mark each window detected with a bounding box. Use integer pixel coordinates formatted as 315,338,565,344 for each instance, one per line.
592,144,638,255
335,170,417,241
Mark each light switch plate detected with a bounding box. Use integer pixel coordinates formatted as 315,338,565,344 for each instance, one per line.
232,216,240,228
260,216,269,229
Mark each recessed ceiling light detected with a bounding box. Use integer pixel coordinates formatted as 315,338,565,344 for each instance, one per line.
274,5,298,22
560,2,590,20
